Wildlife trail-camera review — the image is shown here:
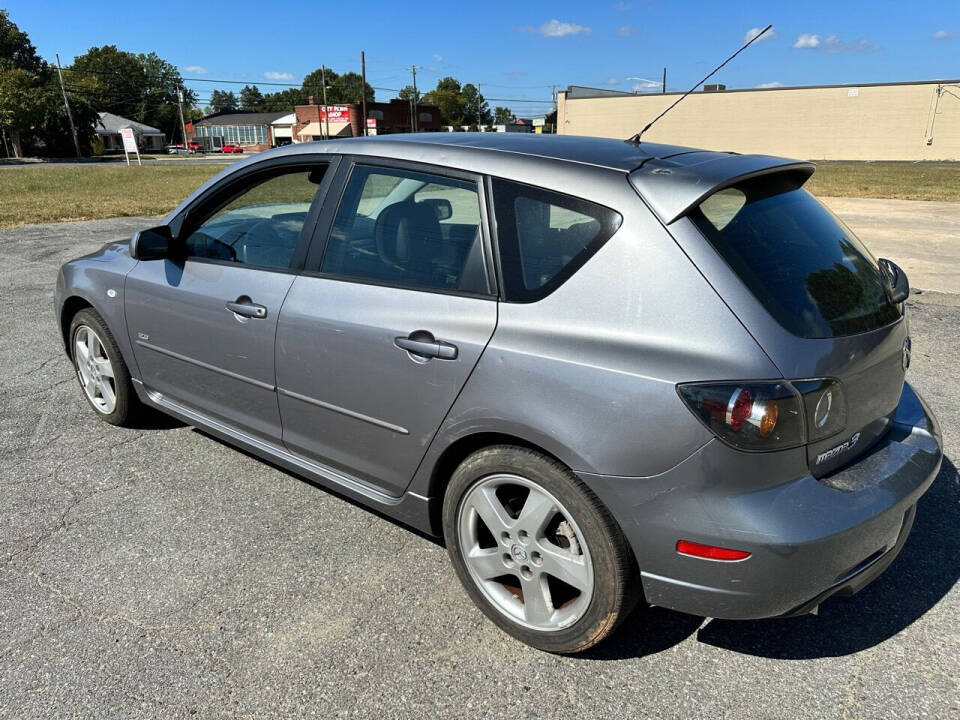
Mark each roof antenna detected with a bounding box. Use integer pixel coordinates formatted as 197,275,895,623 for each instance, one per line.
627,24,772,144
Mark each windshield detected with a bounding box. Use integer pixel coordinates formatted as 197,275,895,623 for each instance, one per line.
689,177,901,338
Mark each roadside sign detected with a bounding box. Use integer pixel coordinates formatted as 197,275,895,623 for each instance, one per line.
120,127,141,166
320,105,351,121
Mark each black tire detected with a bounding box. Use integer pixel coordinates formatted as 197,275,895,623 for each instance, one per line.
68,308,141,427
442,445,639,653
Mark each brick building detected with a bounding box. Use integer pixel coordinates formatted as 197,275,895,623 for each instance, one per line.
293,96,442,140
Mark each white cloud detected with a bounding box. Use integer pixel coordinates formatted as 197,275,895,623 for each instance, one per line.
617,26,639,37
182,65,207,74
794,33,820,49
756,81,783,88
433,53,443,62
821,35,879,53
263,71,295,81
744,27,776,43
605,77,620,85
628,77,660,92
793,33,878,53
523,19,591,37
932,29,956,40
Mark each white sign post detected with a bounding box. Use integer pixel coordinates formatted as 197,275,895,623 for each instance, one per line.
120,127,141,166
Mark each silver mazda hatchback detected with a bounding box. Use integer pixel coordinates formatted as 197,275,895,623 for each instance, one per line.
55,134,942,653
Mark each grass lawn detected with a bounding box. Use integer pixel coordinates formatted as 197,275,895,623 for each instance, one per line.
0,160,958,229
0,164,227,228
806,161,960,202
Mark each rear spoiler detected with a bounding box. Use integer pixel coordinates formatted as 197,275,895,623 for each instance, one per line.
629,152,815,225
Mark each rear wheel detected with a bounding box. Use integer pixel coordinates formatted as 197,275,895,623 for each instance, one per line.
443,445,638,653
69,308,140,426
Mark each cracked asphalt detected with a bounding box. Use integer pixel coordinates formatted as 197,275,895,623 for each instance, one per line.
1,216,958,719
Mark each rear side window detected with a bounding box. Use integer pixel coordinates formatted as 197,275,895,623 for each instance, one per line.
321,165,489,295
491,178,622,301
690,177,901,338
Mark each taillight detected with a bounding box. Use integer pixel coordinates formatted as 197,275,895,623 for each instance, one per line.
677,379,846,451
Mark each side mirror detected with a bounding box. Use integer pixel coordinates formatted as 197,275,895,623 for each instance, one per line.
419,198,453,221
878,258,910,304
130,225,174,261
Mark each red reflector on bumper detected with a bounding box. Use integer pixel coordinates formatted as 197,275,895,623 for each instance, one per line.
676,540,751,561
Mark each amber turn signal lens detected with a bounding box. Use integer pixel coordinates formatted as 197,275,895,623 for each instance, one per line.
758,401,778,437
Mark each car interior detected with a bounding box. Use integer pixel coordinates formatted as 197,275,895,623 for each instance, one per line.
322,172,488,294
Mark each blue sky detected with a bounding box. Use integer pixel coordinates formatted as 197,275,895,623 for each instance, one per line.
7,0,960,116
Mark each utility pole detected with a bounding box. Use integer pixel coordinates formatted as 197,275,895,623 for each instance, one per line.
662,67,667,94
361,51,368,136
321,65,330,140
177,85,189,150
408,65,420,132
55,54,81,158
476,82,485,130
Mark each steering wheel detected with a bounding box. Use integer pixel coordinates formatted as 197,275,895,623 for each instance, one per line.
237,220,286,266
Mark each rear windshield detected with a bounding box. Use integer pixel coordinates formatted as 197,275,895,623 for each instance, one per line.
689,176,901,338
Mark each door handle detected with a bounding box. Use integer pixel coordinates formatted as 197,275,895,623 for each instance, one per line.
394,333,458,360
225,299,268,319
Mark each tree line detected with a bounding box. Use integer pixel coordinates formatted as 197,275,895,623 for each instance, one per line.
1,8,530,158
1,10,196,157
210,75,520,129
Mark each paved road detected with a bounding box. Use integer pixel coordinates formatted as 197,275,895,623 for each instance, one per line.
1,217,958,719
821,196,960,296
0,156,248,169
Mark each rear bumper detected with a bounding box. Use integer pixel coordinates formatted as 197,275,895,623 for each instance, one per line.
580,382,942,619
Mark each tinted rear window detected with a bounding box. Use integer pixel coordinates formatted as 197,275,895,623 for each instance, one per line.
689,177,900,338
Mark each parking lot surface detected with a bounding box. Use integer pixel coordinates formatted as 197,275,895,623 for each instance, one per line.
1,216,958,719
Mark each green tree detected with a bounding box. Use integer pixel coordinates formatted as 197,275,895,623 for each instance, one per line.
398,85,419,103
329,71,374,104
70,45,194,140
0,10,97,157
0,8,42,73
261,86,307,111
208,89,238,113
422,76,464,126
301,66,338,102
239,84,264,110
461,83,491,126
421,77,491,127
493,106,515,125
0,64,39,157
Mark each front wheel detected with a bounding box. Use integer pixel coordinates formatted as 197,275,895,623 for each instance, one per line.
442,446,639,653
69,308,140,426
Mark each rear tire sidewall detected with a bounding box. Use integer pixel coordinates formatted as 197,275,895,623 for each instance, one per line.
442,445,637,653
69,308,133,426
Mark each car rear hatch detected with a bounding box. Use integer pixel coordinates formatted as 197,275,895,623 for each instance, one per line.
631,154,908,477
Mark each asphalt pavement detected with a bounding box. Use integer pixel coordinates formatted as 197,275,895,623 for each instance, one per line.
0,215,958,719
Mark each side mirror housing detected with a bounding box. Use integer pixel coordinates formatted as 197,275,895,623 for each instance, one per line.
878,258,910,304
131,225,174,261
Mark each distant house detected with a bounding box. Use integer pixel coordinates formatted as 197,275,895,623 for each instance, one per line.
96,112,166,152
193,110,291,151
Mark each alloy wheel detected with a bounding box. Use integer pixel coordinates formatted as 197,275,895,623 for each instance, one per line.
457,473,594,631
74,325,117,414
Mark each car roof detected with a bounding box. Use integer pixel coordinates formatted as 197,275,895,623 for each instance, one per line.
169,134,813,228
268,132,704,172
